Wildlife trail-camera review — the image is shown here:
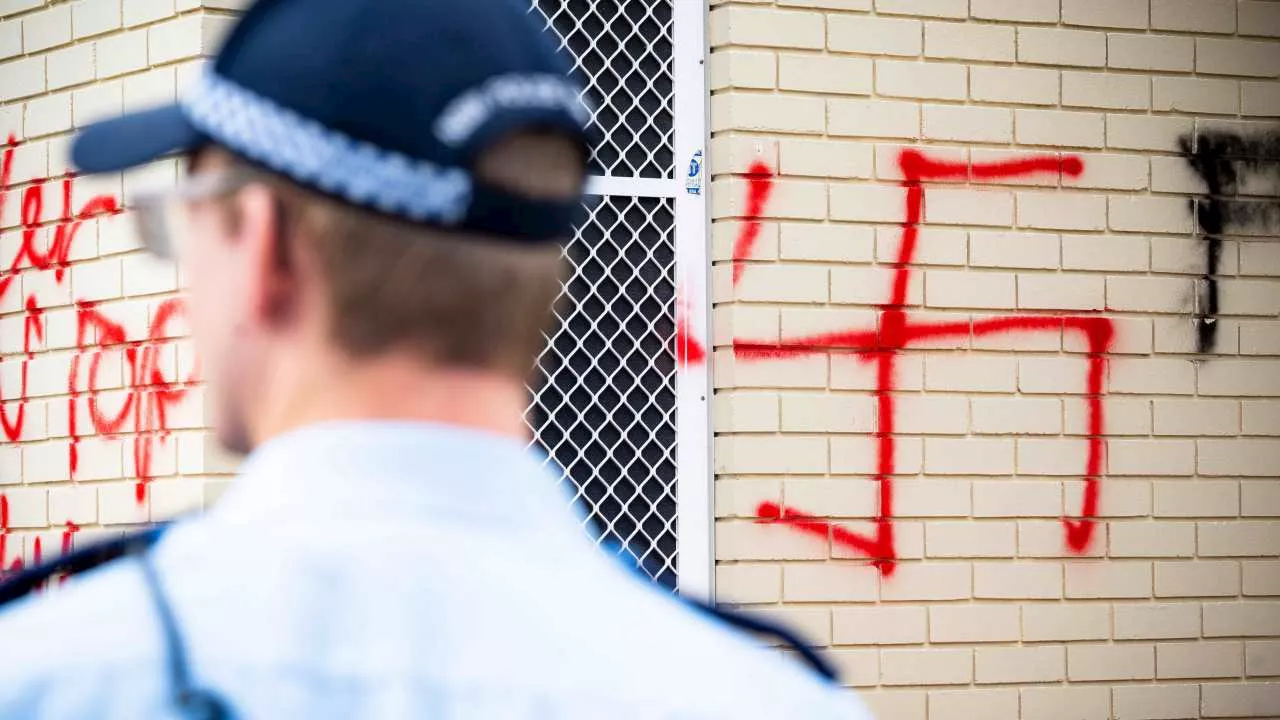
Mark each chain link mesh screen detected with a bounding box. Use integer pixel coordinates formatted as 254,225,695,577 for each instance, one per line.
524,0,680,588
527,197,679,588
529,0,675,179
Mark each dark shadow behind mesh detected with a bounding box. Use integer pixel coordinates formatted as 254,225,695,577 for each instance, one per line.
530,0,674,179
527,196,679,589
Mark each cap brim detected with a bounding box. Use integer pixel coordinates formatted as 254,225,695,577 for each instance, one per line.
72,104,204,174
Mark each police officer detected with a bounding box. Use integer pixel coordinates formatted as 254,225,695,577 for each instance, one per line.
0,0,876,717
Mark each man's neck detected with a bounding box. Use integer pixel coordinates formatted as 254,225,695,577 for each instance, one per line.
256,350,532,445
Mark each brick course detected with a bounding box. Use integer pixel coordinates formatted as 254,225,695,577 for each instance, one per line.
2,0,1279,717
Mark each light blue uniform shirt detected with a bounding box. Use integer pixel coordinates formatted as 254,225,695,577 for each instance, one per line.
0,422,874,718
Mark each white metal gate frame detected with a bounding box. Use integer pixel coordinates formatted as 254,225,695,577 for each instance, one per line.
670,0,712,602
530,0,712,600
582,0,713,600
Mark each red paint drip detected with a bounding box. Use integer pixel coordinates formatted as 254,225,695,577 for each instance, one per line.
730,161,775,286
736,150,1112,574
0,494,22,576
57,521,80,586
0,495,8,573
60,521,79,555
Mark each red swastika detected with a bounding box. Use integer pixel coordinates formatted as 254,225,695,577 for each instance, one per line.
732,149,1115,576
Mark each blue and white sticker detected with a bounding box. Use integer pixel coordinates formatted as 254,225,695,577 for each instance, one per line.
685,150,703,196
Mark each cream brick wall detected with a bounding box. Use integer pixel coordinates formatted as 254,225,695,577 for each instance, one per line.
0,0,241,565
4,0,1279,716
711,0,1280,718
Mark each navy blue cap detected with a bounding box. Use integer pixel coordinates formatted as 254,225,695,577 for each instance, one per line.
72,0,593,242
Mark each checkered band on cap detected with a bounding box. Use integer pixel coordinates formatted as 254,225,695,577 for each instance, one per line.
434,72,592,148
180,72,475,224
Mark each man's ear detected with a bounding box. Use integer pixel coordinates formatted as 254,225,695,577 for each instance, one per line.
234,183,296,327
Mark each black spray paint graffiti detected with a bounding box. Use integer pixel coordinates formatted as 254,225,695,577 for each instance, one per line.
1180,130,1280,353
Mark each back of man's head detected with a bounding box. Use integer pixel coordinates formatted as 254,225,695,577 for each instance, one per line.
208,131,583,376
67,0,594,452
179,129,585,453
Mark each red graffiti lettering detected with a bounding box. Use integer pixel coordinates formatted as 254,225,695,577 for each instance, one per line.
1,134,194,510
736,150,1113,575
0,493,83,585
0,495,21,574
0,299,40,441
69,299,193,502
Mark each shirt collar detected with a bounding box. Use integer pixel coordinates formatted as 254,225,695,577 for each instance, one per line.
208,420,588,536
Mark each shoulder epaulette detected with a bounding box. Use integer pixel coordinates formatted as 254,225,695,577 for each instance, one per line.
599,540,840,684
0,522,230,719
684,598,840,684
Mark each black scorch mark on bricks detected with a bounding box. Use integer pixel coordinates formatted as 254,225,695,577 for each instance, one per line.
1180,130,1280,353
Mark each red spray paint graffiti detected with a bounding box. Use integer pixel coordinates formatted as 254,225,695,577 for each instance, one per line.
0,496,17,573
731,161,776,286
674,294,707,367
731,149,1114,575
0,134,193,571
0,495,79,579
69,298,193,502
675,160,773,368
673,161,775,368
